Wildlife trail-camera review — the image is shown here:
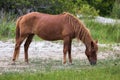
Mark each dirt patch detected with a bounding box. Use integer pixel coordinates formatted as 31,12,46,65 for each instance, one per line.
0,40,120,73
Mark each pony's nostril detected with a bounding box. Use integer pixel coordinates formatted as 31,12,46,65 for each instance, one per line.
90,61,96,65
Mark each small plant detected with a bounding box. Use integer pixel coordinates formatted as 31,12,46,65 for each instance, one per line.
78,4,99,18
0,21,15,38
0,10,16,39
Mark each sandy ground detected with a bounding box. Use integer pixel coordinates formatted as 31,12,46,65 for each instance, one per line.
0,40,119,67
0,38,120,74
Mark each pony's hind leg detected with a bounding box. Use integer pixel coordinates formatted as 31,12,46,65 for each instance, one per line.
24,34,34,63
12,36,26,65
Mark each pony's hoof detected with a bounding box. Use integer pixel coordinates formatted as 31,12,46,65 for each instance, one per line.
69,63,74,65
24,62,29,65
11,62,16,65
63,63,68,67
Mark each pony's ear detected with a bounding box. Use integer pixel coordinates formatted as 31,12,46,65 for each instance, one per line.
91,41,94,48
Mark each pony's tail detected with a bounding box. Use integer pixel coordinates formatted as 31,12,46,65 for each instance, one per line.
15,16,23,59
16,16,22,41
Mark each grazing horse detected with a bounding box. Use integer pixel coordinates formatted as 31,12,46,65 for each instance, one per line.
12,12,98,65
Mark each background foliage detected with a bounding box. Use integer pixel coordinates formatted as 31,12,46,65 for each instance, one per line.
111,0,120,19
0,0,116,17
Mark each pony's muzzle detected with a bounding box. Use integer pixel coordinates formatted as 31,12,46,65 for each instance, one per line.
90,61,96,65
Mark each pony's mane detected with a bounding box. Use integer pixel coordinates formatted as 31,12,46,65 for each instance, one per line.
63,12,92,43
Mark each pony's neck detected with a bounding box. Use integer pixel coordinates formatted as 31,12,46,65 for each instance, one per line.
83,34,93,49
76,26,93,49
64,12,93,47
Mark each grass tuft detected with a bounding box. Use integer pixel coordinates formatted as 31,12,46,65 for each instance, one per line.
84,20,120,43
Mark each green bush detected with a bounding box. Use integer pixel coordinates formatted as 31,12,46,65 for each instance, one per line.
0,0,116,16
0,12,16,39
0,21,15,38
111,0,120,19
78,4,99,18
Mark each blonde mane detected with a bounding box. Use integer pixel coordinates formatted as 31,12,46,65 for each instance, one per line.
64,12,92,43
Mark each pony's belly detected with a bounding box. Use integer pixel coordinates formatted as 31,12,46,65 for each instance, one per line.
36,33,63,41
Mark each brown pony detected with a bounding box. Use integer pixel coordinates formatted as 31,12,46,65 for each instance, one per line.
12,12,98,65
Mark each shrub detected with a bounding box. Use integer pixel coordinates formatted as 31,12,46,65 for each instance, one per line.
0,11,16,39
111,0,120,19
78,4,99,18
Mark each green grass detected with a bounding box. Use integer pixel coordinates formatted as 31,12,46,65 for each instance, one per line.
0,58,120,80
0,64,120,80
84,20,120,43
0,66,119,80
0,21,15,39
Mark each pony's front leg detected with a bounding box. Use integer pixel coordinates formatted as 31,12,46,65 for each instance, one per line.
63,36,71,64
68,39,72,64
63,47,68,64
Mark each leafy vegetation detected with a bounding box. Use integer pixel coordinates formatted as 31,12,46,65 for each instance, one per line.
0,12,15,39
111,0,120,19
87,0,115,16
0,0,115,16
0,21,15,39
78,4,99,18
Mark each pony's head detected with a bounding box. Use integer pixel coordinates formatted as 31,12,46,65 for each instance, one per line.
85,40,98,65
